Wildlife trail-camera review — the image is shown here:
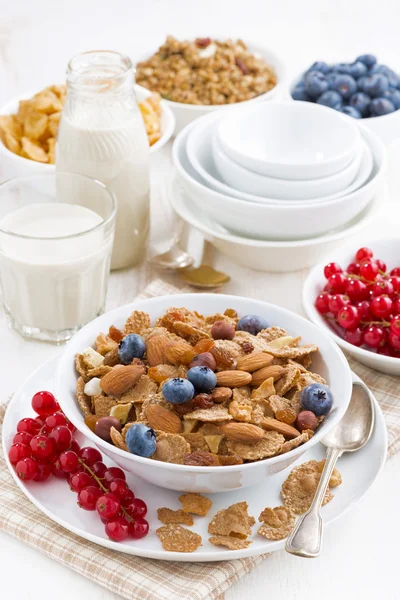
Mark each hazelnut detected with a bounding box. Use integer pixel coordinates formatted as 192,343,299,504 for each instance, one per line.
95,416,122,442
295,410,318,432
188,351,216,371
211,320,235,340
193,393,213,409
211,387,232,403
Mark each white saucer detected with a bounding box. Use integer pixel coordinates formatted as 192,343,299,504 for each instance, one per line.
2,358,387,562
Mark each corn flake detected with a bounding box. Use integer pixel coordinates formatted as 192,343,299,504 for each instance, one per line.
209,535,252,550
156,524,202,553
157,508,194,526
227,431,284,460
183,405,232,422
124,310,151,335
93,395,117,418
208,501,255,539
110,426,128,451
152,433,190,464
279,431,311,454
76,377,92,416
257,506,295,540
179,493,212,517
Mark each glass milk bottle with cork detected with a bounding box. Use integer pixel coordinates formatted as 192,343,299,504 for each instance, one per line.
57,50,150,270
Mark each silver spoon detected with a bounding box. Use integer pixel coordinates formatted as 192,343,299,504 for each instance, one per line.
149,242,194,270
285,381,375,558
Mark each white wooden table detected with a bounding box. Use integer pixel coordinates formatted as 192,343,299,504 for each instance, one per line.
1,2,399,598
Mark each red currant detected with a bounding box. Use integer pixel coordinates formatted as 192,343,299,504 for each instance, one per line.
13,432,33,445
389,331,400,350
16,457,38,481
34,463,52,482
393,298,400,315
324,262,342,279
337,305,360,330
355,300,371,321
329,294,350,315
344,328,363,346
96,493,121,519
128,517,149,539
345,279,368,302
78,486,102,510
17,418,40,435
363,326,385,348
372,280,394,296
49,426,72,451
35,416,45,428
105,516,130,542
45,412,67,431
121,489,135,506
124,497,147,519
104,467,126,486
59,450,79,473
377,345,393,356
356,247,373,262
92,461,107,479
8,443,31,465
390,267,400,277
69,471,93,493
376,259,387,273
390,315,400,336
79,447,102,466
327,273,347,293
370,295,393,319
315,292,331,314
31,391,58,417
30,435,55,462
70,439,81,454
347,262,360,275
360,261,379,282
108,478,129,500
51,458,69,479
388,276,400,293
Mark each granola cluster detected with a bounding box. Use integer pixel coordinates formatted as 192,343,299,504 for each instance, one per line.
75,306,331,466
136,36,277,105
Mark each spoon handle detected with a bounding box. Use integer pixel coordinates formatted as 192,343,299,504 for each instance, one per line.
285,446,342,558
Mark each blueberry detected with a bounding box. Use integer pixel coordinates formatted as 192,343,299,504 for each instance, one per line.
304,71,329,98
292,83,311,102
348,61,368,79
332,63,353,76
349,92,371,116
326,72,339,87
357,75,368,91
370,97,396,116
331,74,357,100
125,423,156,457
237,314,269,336
383,88,400,109
307,61,331,75
301,383,333,416
162,378,195,404
316,90,343,109
370,64,399,88
356,54,377,69
187,366,217,392
340,106,362,119
361,74,389,97
118,334,145,364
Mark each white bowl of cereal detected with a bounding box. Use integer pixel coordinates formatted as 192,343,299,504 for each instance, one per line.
0,84,175,179
135,36,285,133
54,294,352,493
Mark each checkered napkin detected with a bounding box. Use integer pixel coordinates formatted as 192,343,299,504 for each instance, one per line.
0,279,399,600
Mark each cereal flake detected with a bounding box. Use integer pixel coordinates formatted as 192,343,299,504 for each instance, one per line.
157,508,194,526
257,506,295,540
209,536,251,550
156,524,202,553
227,431,284,460
152,433,190,464
208,501,255,539
179,493,212,517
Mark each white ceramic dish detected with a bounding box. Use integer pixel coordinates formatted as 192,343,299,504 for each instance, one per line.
0,85,175,179
136,42,286,134
186,112,373,204
216,101,360,179
173,118,385,240
2,359,387,561
170,178,380,272
303,238,400,376
55,294,352,493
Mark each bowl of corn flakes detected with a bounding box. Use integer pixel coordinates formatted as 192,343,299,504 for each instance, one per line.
0,84,175,178
55,293,352,493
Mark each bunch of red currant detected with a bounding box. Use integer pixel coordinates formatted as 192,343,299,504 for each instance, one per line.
8,390,149,543
315,247,400,356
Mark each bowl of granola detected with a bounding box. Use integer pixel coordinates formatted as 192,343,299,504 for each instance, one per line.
55,294,352,493
136,36,285,133
0,84,175,178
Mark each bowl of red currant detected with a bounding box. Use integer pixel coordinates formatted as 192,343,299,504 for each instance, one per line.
303,238,400,375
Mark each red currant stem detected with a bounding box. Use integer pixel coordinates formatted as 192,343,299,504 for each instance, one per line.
360,320,391,327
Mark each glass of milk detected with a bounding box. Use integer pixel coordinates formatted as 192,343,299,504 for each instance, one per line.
0,172,116,343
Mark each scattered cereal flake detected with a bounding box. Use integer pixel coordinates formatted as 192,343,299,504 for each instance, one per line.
281,459,342,514
209,535,252,550
204,434,223,454
94,333,118,356
87,365,113,378
76,377,92,416
110,426,128,451
197,423,222,437
257,327,289,343
257,506,295,540
157,508,194,526
179,493,212,517
121,422,135,439
227,431,284,460
213,339,243,364
296,354,313,369
208,501,255,539
124,310,151,335
264,344,319,359
229,400,252,422
274,363,300,396
279,432,310,454
205,312,238,326
269,393,302,416
93,395,117,418
119,374,157,404
297,371,327,390
156,524,202,553
288,359,308,373
75,354,89,381
152,433,190,464
251,377,275,401
232,387,251,402
183,405,232,422
181,432,209,452
174,321,210,344
251,399,275,425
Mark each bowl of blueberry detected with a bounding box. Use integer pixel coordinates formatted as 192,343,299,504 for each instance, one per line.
291,54,400,145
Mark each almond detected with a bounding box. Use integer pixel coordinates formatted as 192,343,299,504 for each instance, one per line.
251,365,285,387
236,352,274,372
222,422,265,443
100,364,144,396
261,417,300,439
146,335,171,366
165,339,195,365
216,370,252,388
211,387,232,403
145,404,183,434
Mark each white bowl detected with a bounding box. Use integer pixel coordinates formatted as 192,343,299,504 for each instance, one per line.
171,177,380,272
55,293,352,493
216,101,361,180
172,117,385,240
0,85,175,179
303,238,400,376
136,43,286,134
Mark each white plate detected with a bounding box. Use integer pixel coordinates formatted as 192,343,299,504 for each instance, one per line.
2,358,387,562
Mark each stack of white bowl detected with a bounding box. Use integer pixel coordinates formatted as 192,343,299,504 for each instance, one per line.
171,101,386,272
